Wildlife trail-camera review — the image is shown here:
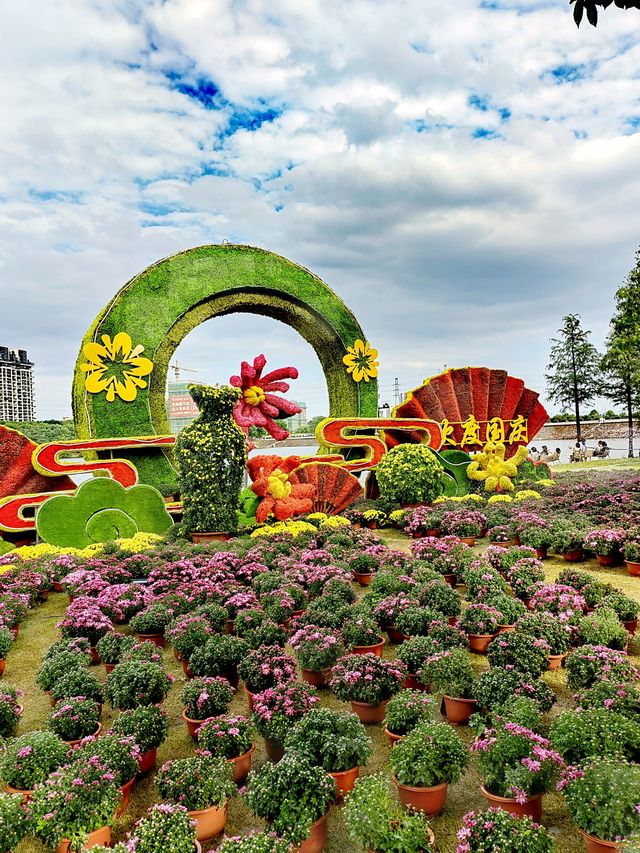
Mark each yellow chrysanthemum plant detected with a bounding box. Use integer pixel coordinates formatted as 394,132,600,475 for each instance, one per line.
467,442,530,493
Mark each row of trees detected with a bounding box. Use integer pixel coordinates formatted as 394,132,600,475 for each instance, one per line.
0,419,76,444
545,248,640,456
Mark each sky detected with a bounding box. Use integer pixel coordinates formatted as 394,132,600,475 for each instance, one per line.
1,0,640,422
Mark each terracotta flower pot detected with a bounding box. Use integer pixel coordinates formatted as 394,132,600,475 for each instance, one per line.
443,695,478,725
137,746,157,774
563,548,584,563
426,528,441,537
384,627,405,644
181,658,194,678
220,670,240,689
104,662,116,675
293,812,330,853
56,826,111,852
622,618,638,636
5,782,32,801
480,784,542,821
443,574,457,588
263,736,285,763
497,625,515,634
467,633,497,654
228,745,255,784
301,668,329,688
190,532,230,543
394,777,448,816
353,571,373,587
245,685,257,710
0,659,5,677
459,537,476,546
351,638,385,657
535,547,548,560
63,722,102,746
547,653,567,670
384,727,403,745
402,672,427,691
53,581,63,592
596,553,616,567
329,765,360,801
182,708,207,739
579,829,621,853
89,647,100,665
115,775,136,817
188,801,228,842
135,632,165,649
626,561,640,577
351,700,388,724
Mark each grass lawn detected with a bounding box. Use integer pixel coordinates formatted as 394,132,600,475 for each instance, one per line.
555,457,640,473
7,531,639,851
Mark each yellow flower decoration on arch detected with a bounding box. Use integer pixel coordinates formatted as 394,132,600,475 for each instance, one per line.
80,333,154,403
343,339,379,383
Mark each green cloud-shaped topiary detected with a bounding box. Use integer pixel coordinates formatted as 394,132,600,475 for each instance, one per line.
36,478,173,548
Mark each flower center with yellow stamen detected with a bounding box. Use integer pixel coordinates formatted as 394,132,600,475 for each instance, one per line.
266,470,292,501
244,385,266,406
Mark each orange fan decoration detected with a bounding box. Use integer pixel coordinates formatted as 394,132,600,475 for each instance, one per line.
0,425,75,499
385,367,547,458
247,455,315,524
289,462,363,515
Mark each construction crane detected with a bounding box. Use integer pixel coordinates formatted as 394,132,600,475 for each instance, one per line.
170,361,200,382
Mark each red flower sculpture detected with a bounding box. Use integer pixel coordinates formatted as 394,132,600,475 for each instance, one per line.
230,355,301,441
248,455,315,524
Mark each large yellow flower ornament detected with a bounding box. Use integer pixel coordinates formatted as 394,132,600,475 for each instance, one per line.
343,339,379,383
80,333,154,403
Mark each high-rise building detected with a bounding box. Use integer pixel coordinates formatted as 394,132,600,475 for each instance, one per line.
283,401,308,433
166,381,200,434
0,347,34,421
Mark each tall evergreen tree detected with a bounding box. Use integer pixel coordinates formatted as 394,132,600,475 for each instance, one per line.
545,314,602,443
601,248,640,457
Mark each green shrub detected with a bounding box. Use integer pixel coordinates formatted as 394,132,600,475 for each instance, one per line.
390,720,468,787
578,607,628,650
375,444,444,504
284,708,372,772
384,690,435,736
562,757,640,841
550,709,640,764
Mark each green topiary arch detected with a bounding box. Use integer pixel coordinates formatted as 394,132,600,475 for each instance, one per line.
73,244,378,486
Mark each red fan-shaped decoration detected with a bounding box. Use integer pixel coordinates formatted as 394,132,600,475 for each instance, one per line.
0,425,75,498
289,463,363,515
385,367,547,458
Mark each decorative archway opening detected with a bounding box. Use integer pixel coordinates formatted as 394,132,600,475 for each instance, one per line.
73,244,378,485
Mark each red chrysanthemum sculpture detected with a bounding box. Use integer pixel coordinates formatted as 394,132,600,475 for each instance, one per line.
248,455,315,524
230,355,301,441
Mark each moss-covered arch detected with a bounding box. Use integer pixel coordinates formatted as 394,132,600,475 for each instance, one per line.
73,244,378,486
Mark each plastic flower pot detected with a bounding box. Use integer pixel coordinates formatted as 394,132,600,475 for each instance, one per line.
135,632,165,649
293,812,330,853
104,662,116,675
5,782,32,801
228,745,255,784
443,574,457,588
137,747,157,774
351,638,385,657
353,571,373,587
563,548,584,563
480,785,542,821
403,673,427,691
596,554,616,567
189,801,228,842
626,561,640,577
263,736,285,763
384,627,405,644
350,700,388,724
443,695,477,726
89,647,100,665
56,826,111,852
579,830,621,853
328,765,360,801
301,668,329,688
394,777,448,816
622,619,638,636
181,659,194,678
62,722,102,746
426,528,441,537
497,625,515,634
0,659,5,677
467,633,497,654
383,727,403,746
115,775,136,817
53,582,63,592
459,537,476,546
547,653,567,670
245,685,257,710
535,547,548,560
190,532,231,543
182,708,207,739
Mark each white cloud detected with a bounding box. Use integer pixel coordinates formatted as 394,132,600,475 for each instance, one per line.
0,0,639,421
